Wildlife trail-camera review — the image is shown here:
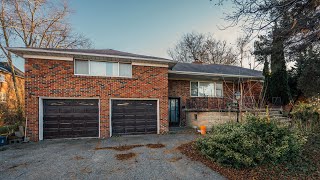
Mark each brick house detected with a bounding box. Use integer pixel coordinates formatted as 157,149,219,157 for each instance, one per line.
0,62,24,109
7,48,263,141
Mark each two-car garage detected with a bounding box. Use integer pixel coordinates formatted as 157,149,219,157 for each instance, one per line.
41,99,158,140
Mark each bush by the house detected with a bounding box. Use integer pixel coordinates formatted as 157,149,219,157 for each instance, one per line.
0,104,24,126
196,116,306,168
291,102,320,132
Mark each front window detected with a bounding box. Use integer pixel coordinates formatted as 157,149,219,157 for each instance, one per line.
191,81,223,97
190,82,198,96
74,60,132,77
0,74,5,82
216,83,223,97
0,92,6,103
199,82,214,97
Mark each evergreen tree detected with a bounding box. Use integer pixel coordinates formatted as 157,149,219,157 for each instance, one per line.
269,22,290,105
262,58,271,101
254,35,272,103
297,46,320,97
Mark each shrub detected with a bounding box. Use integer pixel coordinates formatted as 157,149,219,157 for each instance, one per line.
291,103,320,132
0,123,20,135
196,116,306,168
0,104,25,126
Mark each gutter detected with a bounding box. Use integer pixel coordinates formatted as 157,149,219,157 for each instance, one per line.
168,70,264,79
6,47,176,64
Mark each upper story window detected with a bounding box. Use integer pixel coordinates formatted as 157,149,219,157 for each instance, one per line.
74,60,132,77
190,81,223,97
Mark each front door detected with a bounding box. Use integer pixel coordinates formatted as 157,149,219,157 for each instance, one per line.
169,98,180,127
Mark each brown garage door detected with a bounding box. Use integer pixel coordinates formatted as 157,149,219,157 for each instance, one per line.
112,100,157,135
43,99,99,139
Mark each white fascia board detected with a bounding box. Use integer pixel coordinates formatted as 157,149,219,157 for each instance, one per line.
23,54,73,61
7,47,174,63
168,70,264,79
132,62,168,67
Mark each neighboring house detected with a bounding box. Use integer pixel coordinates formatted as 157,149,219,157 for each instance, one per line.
0,62,24,109
7,48,263,141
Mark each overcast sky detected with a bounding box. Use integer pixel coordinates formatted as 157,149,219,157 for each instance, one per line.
14,0,258,71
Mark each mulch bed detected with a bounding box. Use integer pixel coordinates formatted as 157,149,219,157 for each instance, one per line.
177,134,320,180
146,143,165,148
115,152,136,160
95,144,144,151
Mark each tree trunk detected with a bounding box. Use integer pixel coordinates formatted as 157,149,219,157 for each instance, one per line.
7,52,22,109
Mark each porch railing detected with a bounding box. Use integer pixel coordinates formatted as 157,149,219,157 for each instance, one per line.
186,97,259,111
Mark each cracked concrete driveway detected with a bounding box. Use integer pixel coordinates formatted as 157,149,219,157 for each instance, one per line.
0,134,224,180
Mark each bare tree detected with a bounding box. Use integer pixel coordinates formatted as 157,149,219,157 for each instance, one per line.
212,0,320,50
168,32,238,65
236,36,249,67
0,0,92,110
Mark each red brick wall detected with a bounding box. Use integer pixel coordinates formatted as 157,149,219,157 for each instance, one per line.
168,80,190,126
168,79,263,125
25,58,169,141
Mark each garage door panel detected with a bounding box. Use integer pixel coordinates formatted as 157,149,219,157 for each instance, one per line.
59,107,74,113
86,107,99,113
45,107,60,114
112,100,157,135
43,99,99,139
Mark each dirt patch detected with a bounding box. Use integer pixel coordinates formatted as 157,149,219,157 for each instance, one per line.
115,152,137,160
95,144,144,151
168,156,183,162
72,155,85,160
146,143,165,148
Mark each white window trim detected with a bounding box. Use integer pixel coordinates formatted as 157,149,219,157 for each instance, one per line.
74,59,132,78
190,81,224,97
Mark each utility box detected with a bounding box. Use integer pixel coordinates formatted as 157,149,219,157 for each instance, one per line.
0,136,7,146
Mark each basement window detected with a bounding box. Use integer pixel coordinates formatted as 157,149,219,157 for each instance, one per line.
74,60,132,77
190,81,223,97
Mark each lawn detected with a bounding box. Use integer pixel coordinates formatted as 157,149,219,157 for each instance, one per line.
178,132,320,179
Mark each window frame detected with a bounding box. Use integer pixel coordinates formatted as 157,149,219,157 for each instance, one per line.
0,92,6,103
215,82,224,97
190,81,224,97
74,59,132,78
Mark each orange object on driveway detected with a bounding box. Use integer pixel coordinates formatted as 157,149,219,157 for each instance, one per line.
200,125,206,135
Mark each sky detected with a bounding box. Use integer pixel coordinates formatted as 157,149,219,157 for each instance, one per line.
14,0,255,71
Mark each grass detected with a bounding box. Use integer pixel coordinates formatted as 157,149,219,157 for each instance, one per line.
178,131,320,179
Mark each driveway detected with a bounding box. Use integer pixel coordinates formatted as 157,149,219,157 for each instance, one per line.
0,134,224,180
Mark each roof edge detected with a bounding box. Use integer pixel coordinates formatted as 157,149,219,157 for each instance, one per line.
6,47,176,64
168,70,264,79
